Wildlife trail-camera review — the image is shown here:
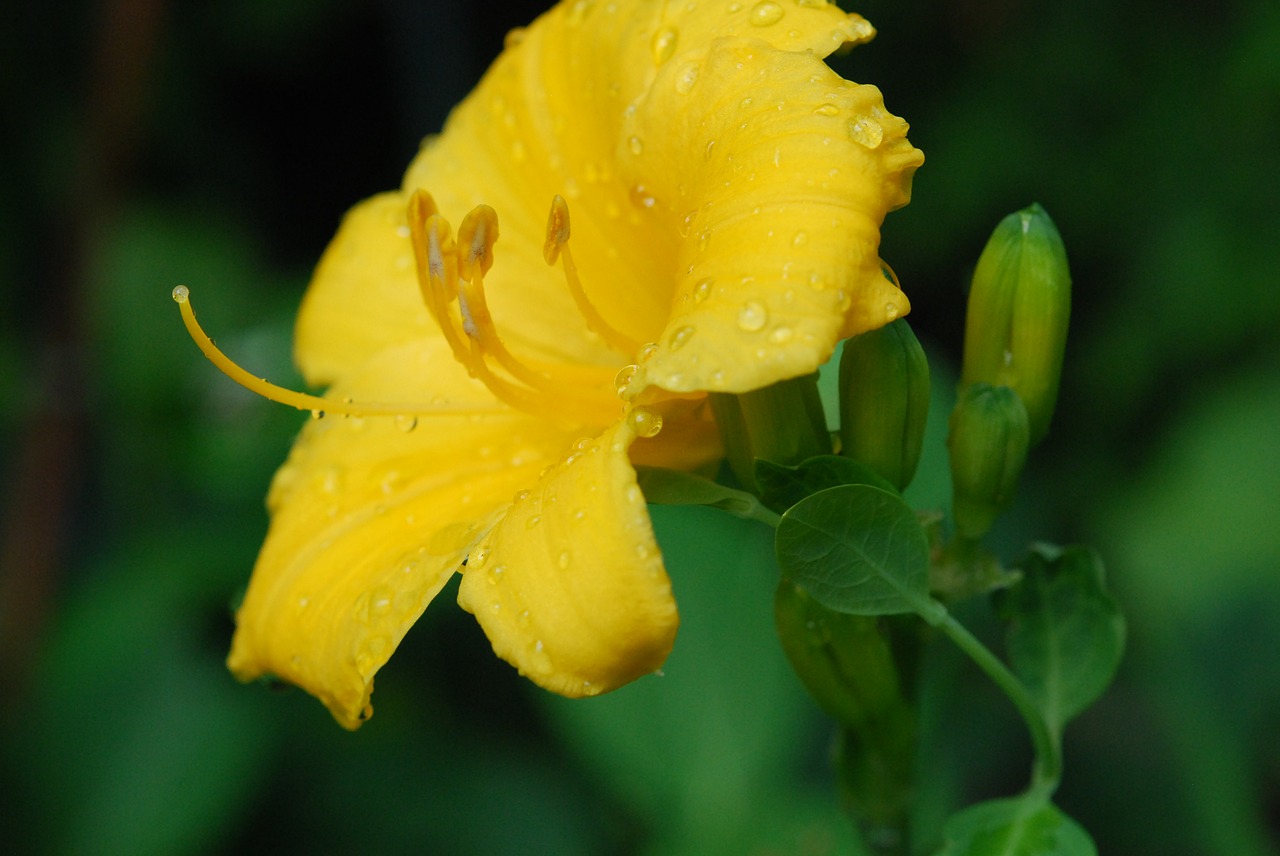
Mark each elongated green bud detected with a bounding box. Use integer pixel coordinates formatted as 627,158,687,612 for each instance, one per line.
838,319,931,491
948,383,1030,538
773,579,904,730
708,374,831,492
962,204,1071,444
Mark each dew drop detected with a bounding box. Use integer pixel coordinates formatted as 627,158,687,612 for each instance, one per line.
674,62,700,94
796,0,827,7
513,489,531,504
557,551,571,570
650,26,678,64
171,285,189,303
629,184,656,208
488,565,505,585
310,409,326,420
692,277,712,303
678,210,697,237
739,95,754,110
668,325,695,350
812,103,839,117
847,117,884,149
627,407,664,438
737,301,768,332
637,341,659,362
769,326,794,344
749,1,784,26
614,364,638,396
792,231,808,247
628,135,645,155
526,515,542,528
704,139,717,160
884,302,900,320
395,414,418,433
470,547,490,568
518,609,530,627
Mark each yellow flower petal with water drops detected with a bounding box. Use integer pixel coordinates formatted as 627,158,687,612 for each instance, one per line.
227,337,578,729
457,414,676,697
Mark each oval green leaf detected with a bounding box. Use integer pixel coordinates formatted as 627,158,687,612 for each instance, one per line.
775,484,933,617
935,796,1097,856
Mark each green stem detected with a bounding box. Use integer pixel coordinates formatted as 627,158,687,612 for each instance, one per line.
932,602,1062,794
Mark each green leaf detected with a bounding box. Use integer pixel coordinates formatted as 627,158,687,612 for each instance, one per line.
755,454,898,513
634,466,768,521
936,795,1097,856
995,545,1126,733
775,485,938,619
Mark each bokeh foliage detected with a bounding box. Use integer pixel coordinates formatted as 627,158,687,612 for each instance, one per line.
1,0,1276,853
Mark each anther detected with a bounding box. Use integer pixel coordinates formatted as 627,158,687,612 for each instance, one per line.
458,205,499,282
543,195,571,265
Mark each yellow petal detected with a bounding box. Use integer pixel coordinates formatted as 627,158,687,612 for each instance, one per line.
227,337,579,729
457,414,676,697
626,41,923,394
293,193,431,389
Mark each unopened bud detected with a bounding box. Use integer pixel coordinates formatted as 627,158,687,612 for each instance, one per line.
948,383,1029,539
961,204,1071,444
774,579,904,730
838,319,931,491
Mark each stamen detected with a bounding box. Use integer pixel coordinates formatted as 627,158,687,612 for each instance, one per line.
406,192,619,427
170,285,502,417
544,196,643,357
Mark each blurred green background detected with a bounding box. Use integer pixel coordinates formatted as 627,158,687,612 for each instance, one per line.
2,0,1277,853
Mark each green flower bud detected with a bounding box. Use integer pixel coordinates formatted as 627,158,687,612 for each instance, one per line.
773,579,905,731
709,374,831,492
962,203,1071,444
838,318,931,491
948,383,1030,539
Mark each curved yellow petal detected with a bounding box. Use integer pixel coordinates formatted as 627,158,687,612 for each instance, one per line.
458,415,676,697
227,337,580,728
293,193,432,389
626,41,923,394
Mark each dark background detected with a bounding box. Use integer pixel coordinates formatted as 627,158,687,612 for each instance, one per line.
2,0,1277,853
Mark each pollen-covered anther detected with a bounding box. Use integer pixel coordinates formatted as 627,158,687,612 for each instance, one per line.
543,195,571,265
542,195,641,358
458,204,499,282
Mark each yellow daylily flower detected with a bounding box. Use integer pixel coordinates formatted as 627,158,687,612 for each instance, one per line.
207,0,922,729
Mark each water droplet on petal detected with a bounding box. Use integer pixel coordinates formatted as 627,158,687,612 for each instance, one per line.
692,278,713,303
628,135,645,155
650,26,678,64
557,551,571,569
488,565,505,585
674,62,700,94
792,231,808,247
470,547,489,568
310,409,325,420
526,515,542,529
813,103,839,117
637,341,659,362
737,301,768,332
848,117,884,148
395,414,418,433
749,1,784,26
614,364,639,396
885,302,900,320
769,326,794,344
627,407,664,438
669,325,695,350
